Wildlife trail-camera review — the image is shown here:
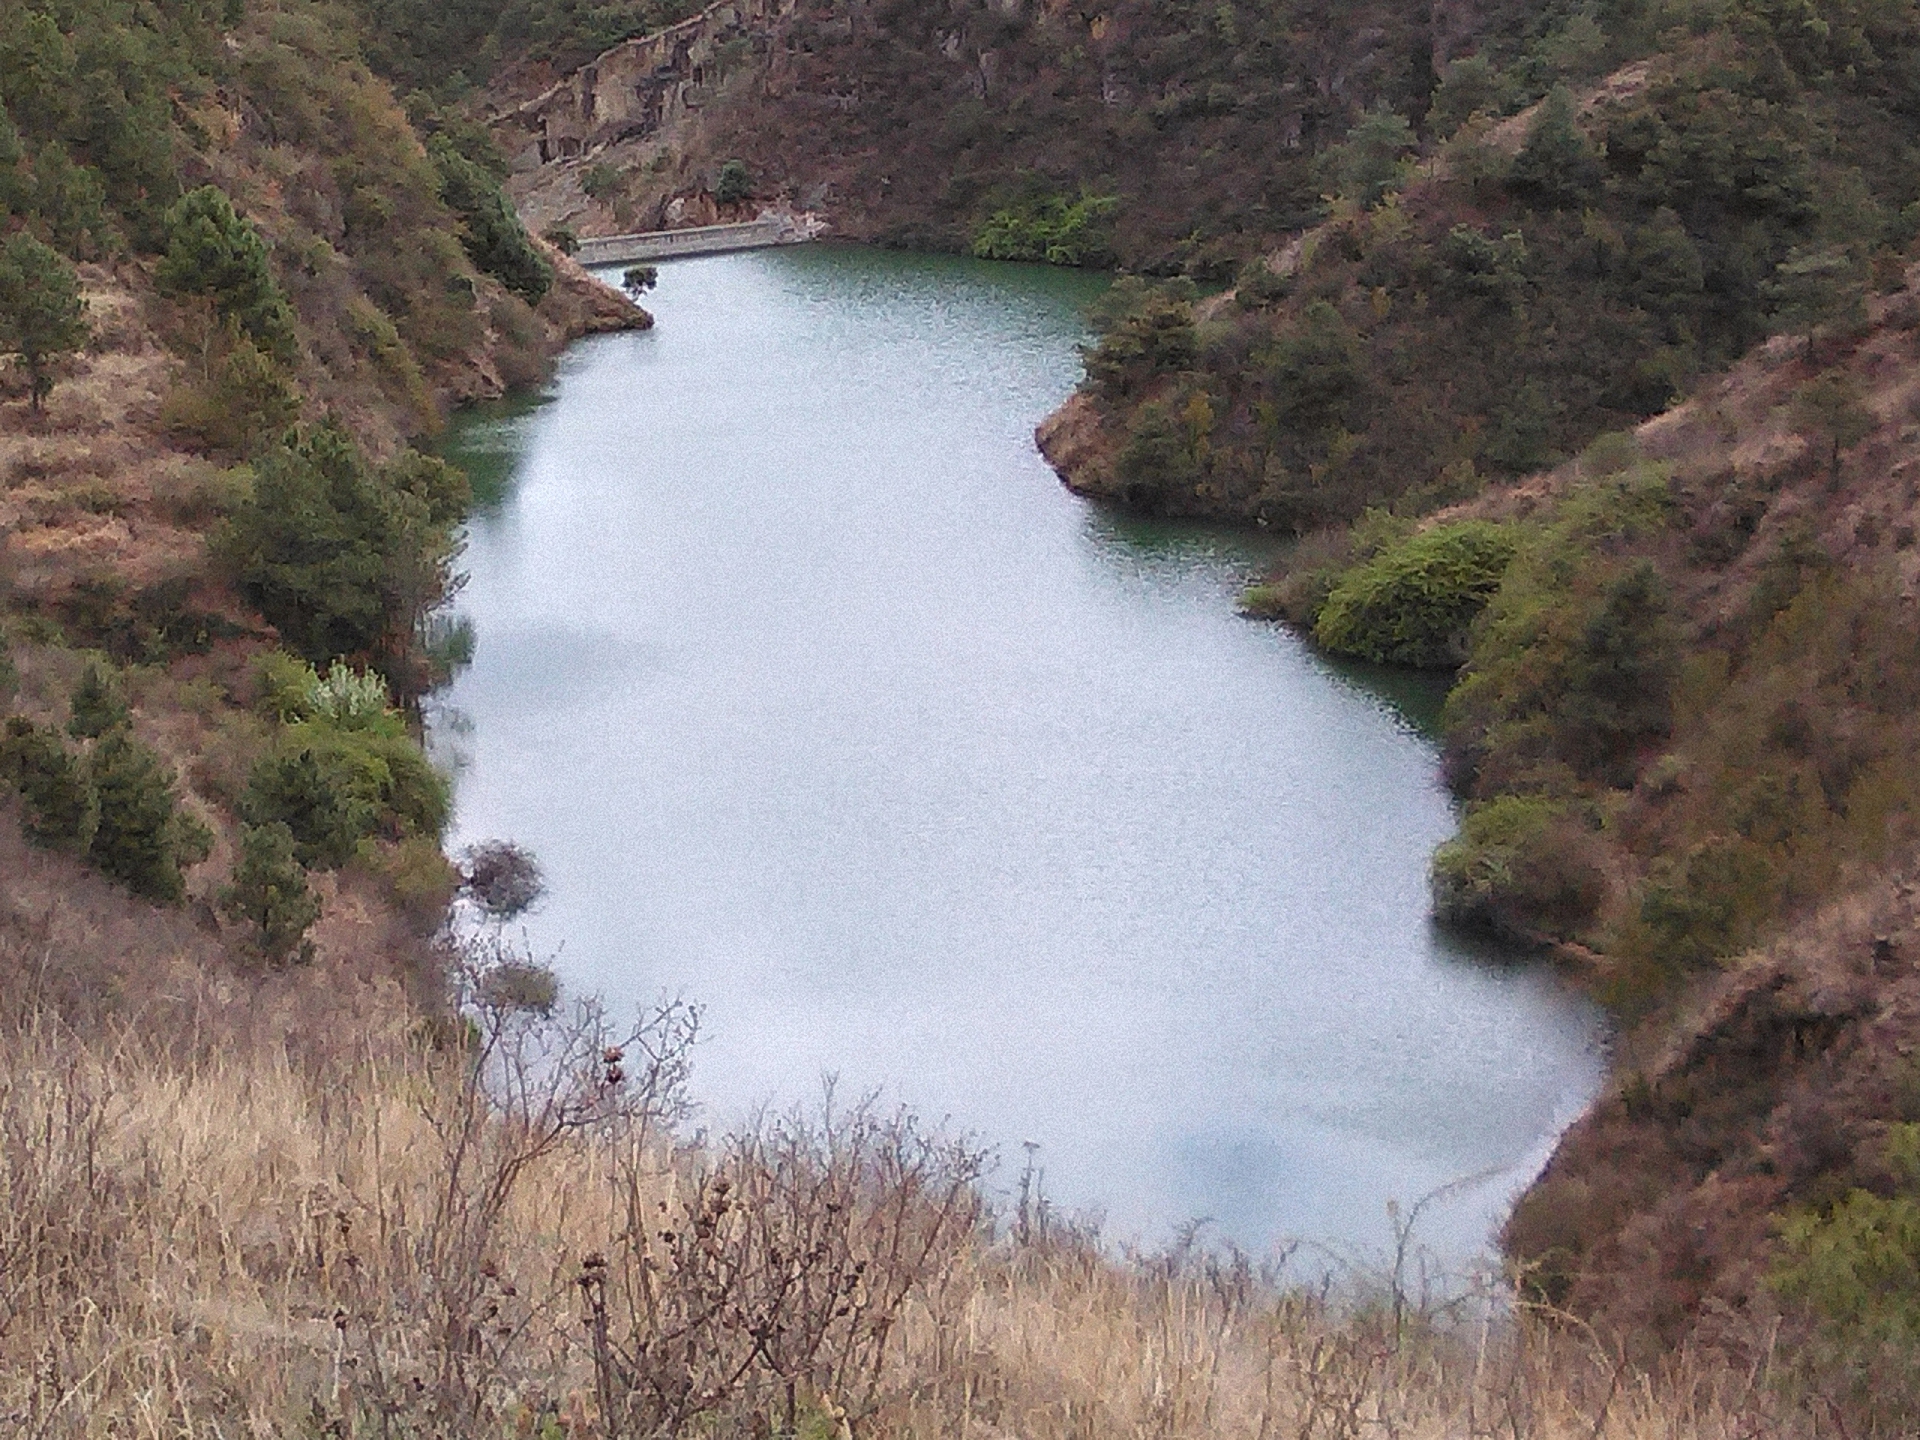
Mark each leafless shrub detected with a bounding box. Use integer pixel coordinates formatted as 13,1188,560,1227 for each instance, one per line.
463,838,546,919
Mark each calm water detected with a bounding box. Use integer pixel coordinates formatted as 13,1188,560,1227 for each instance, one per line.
433,246,1606,1268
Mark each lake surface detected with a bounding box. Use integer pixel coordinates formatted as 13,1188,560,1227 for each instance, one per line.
433,246,1606,1270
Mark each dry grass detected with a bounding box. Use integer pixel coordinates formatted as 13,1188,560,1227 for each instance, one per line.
0,832,1841,1440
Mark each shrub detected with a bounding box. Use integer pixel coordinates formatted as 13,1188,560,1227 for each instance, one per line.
581,161,620,200
430,137,552,303
1321,106,1414,208
67,661,129,738
1079,278,1197,402
242,721,447,867
372,834,459,933
1772,1125,1920,1429
219,821,320,964
1507,86,1600,208
541,224,578,255
713,157,752,206
86,729,210,904
622,264,658,299
1314,521,1516,667
254,650,321,723
161,329,300,455
1431,794,1607,941
0,231,89,410
219,425,464,681
308,661,394,730
241,740,376,868
2,715,97,853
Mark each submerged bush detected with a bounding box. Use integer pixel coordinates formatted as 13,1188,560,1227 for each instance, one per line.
1314,521,1516,667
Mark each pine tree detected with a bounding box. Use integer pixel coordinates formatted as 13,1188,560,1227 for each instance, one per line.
1,716,97,853
67,661,129,738
0,232,89,411
219,821,320,964
87,730,208,904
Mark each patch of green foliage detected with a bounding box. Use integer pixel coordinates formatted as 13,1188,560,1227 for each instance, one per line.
1772,1125,1920,1428
1314,520,1517,668
1430,793,1606,941
714,157,752,206
1444,469,1680,791
973,192,1118,267
429,136,552,302
218,424,469,692
1,704,210,904
240,657,448,866
67,661,129,738
156,187,300,364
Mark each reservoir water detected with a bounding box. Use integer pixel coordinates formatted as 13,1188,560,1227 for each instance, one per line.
433,246,1606,1269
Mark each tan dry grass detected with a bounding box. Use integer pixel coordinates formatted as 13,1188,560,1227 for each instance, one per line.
0,897,1826,1440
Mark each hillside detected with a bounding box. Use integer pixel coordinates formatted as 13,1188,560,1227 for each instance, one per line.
0,0,645,954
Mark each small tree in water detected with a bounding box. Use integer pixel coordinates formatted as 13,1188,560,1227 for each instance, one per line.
623,264,658,300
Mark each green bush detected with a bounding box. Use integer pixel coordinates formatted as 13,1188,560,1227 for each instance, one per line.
1445,474,1680,790
0,231,89,410
254,650,322,723
85,729,210,904
713,158,752,206
219,820,320,964
241,740,376,867
161,329,300,456
219,425,464,682
429,137,552,303
242,719,447,866
1430,793,1607,940
973,191,1118,266
1772,1125,1920,1428
1314,521,1516,667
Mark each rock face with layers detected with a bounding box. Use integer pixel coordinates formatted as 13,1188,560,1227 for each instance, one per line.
492,0,791,171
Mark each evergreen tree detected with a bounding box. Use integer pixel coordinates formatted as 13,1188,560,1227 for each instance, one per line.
67,661,129,738
241,743,377,867
0,231,89,410
156,186,299,364
219,821,320,964
428,138,551,303
86,729,208,904
1,716,96,852
1766,243,1869,356
1508,86,1601,209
